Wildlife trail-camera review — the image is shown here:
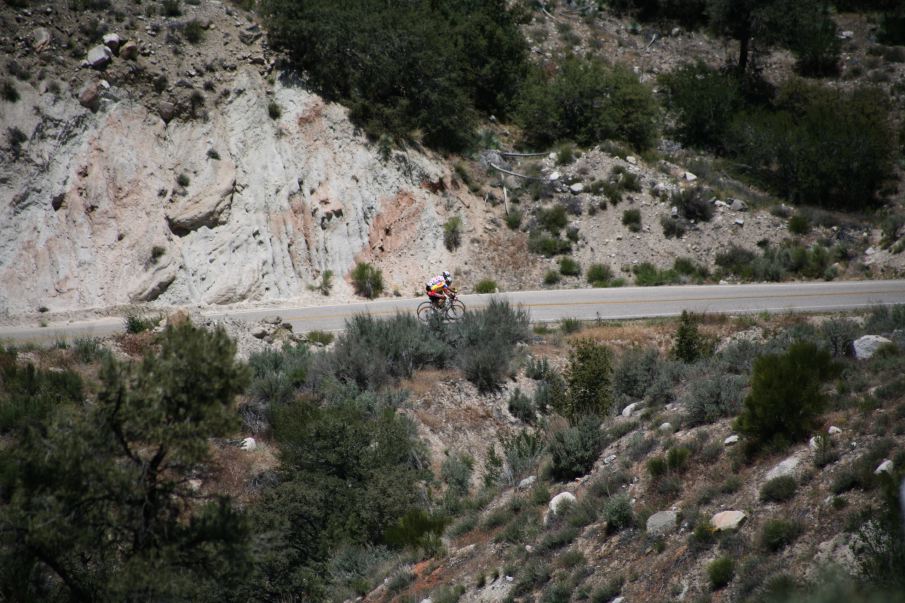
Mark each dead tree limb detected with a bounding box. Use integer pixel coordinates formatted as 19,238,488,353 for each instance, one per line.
498,151,549,158
489,163,544,181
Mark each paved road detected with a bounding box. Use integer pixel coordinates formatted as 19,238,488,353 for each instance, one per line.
3,280,904,344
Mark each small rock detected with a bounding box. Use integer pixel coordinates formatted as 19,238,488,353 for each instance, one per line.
875,460,893,475
419,598,432,603
604,454,617,465
31,27,51,52
548,171,561,182
570,183,585,194
853,335,893,360
78,80,101,111
613,598,625,603
766,455,801,481
828,426,843,435
865,247,876,256
683,171,697,182
670,26,681,36
524,545,533,553
840,30,854,39
647,510,678,536
188,478,203,491
724,435,739,446
518,475,537,490
809,436,820,450
712,510,747,532
670,206,678,218
622,402,641,417
85,44,113,69
659,422,672,432
240,437,257,451
734,218,745,226
626,156,637,165
102,32,121,53
120,40,139,60
549,491,577,515
158,100,176,123
250,326,268,339
505,576,514,583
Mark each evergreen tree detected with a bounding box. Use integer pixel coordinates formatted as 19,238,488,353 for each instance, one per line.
672,310,705,363
0,323,251,601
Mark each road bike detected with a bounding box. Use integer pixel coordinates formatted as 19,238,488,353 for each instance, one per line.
416,292,465,323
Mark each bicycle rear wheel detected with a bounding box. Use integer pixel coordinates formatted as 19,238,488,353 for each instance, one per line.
447,299,466,321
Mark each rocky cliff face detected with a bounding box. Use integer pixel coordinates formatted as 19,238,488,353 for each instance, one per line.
0,66,453,316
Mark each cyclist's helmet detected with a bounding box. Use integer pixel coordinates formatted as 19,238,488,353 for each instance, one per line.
442,270,452,284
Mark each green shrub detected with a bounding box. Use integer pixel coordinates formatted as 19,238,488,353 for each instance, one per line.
602,182,623,206
267,101,281,120
671,187,714,222
602,493,634,533
264,0,526,151
667,446,691,471
176,173,190,187
586,263,613,286
306,330,334,346
474,279,497,294
559,317,583,334
562,339,614,418
759,518,803,552
622,208,642,232
544,270,561,285
708,557,735,590
350,262,384,298
456,299,531,393
788,213,811,235
590,576,624,603
506,209,523,230
441,452,474,498
632,262,681,286
760,476,798,503
444,216,463,251
124,313,160,334
517,57,658,150
736,341,838,451
683,373,746,425
647,456,667,479
538,205,569,234
528,234,572,257
162,0,181,16
661,215,687,238
672,310,707,362
559,257,581,276
549,416,605,481
508,388,535,423
184,19,205,44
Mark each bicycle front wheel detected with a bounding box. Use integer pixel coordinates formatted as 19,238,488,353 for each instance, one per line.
447,299,466,321
416,301,434,323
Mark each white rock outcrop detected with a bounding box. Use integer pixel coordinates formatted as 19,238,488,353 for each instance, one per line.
549,492,577,515
712,510,746,532
646,510,677,536
0,68,453,315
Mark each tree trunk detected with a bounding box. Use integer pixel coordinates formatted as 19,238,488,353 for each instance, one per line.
738,30,750,74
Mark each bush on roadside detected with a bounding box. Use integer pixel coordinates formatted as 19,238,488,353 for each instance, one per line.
350,262,384,299
759,518,803,552
548,416,605,481
708,557,735,590
562,339,614,419
760,476,798,503
444,216,463,251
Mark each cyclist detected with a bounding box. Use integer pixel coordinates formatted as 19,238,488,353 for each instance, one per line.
425,270,455,309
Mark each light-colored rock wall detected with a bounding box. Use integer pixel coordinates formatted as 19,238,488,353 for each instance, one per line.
0,68,452,315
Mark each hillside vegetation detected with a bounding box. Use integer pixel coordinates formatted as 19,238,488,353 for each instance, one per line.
1,304,904,601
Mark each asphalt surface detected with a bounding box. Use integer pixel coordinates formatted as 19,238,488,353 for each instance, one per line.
2,280,904,344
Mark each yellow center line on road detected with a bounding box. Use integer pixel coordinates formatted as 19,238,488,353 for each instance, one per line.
275,287,905,322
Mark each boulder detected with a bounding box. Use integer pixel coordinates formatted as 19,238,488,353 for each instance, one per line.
549,492,577,516
518,475,537,490
622,402,641,417
548,171,561,182
724,435,739,446
626,156,637,165
659,422,673,433
853,335,893,360
646,510,677,536
711,510,746,532
166,183,234,235
120,40,139,60
31,27,51,52
102,33,121,53
603,454,617,465
734,218,745,226
875,460,893,475
78,80,101,111
250,326,268,339
683,171,697,182
570,183,585,194
730,198,748,212
240,437,257,451
85,44,112,70
765,454,801,481
670,206,678,218
828,426,842,435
